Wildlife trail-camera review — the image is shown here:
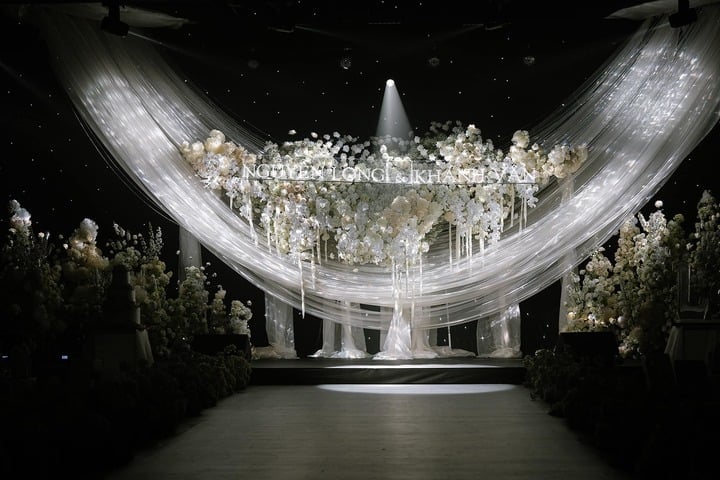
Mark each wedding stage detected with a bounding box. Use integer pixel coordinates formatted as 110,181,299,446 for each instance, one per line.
249,357,527,385
22,3,720,364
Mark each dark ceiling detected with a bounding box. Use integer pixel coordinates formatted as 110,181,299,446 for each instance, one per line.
0,0,715,233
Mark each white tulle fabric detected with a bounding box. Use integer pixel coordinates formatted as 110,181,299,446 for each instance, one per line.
178,225,202,281
254,293,298,359
32,8,720,358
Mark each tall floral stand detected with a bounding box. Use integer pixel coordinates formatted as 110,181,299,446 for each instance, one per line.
92,267,154,371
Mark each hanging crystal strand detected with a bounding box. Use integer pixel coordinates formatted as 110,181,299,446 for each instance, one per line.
310,246,316,288
446,303,452,350
316,226,321,266
405,242,410,295
448,222,453,268
510,186,515,228
410,252,416,337
247,199,257,244
467,228,473,274
392,256,400,333
467,226,472,258
298,255,305,318
456,224,461,261
391,257,397,299
419,252,423,296
274,209,281,255
266,221,272,253
500,192,504,233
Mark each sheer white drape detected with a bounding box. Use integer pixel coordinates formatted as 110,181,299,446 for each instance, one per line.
476,305,522,358
311,302,369,358
178,225,202,281
32,8,720,343
556,178,577,333
255,293,298,359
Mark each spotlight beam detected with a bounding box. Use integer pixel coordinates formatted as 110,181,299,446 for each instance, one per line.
376,78,411,142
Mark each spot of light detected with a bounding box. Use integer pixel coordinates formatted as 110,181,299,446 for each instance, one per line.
386,78,395,87
427,56,440,67
316,384,516,395
523,55,535,66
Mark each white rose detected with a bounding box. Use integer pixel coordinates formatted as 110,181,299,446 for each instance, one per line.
511,130,530,149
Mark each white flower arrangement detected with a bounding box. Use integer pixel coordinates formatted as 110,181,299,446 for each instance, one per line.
690,190,720,313
229,300,252,336
181,121,588,268
1,200,63,334
564,202,688,356
2,202,254,359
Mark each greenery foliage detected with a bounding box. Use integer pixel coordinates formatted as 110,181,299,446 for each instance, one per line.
0,202,253,365
0,347,251,478
0,201,255,477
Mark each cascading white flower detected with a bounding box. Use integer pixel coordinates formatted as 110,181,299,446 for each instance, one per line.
9,200,32,236
181,122,587,269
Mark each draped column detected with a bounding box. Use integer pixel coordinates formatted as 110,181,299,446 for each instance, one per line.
476,304,522,358
260,293,298,359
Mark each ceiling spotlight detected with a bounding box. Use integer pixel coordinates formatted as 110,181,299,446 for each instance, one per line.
523,55,536,66
427,56,440,68
247,58,260,70
101,1,129,37
386,79,395,87
340,56,352,70
669,0,697,28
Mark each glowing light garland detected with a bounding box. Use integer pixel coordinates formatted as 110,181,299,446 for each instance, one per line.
32,7,720,357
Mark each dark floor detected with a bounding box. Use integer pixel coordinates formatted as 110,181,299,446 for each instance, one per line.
104,381,633,480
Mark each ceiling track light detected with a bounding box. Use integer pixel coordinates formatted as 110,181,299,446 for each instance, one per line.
101,1,129,37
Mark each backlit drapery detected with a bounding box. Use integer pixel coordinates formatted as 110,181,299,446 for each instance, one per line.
32,7,720,335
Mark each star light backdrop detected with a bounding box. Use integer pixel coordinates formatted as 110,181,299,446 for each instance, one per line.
1,1,719,355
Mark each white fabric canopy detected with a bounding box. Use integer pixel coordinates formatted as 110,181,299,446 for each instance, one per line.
30,6,720,336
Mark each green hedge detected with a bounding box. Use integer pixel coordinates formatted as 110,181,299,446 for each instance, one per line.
0,347,251,478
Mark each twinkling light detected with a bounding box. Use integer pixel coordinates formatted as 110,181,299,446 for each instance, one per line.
34,7,720,337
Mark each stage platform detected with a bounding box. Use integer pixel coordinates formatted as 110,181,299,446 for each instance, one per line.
249,357,527,385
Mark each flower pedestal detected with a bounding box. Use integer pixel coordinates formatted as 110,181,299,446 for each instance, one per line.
558,331,618,366
192,334,251,361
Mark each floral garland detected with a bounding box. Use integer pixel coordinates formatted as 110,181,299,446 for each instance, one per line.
181,121,588,268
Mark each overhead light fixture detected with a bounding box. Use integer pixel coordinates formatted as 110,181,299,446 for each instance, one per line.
101,1,129,37
339,48,352,70
669,0,697,28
